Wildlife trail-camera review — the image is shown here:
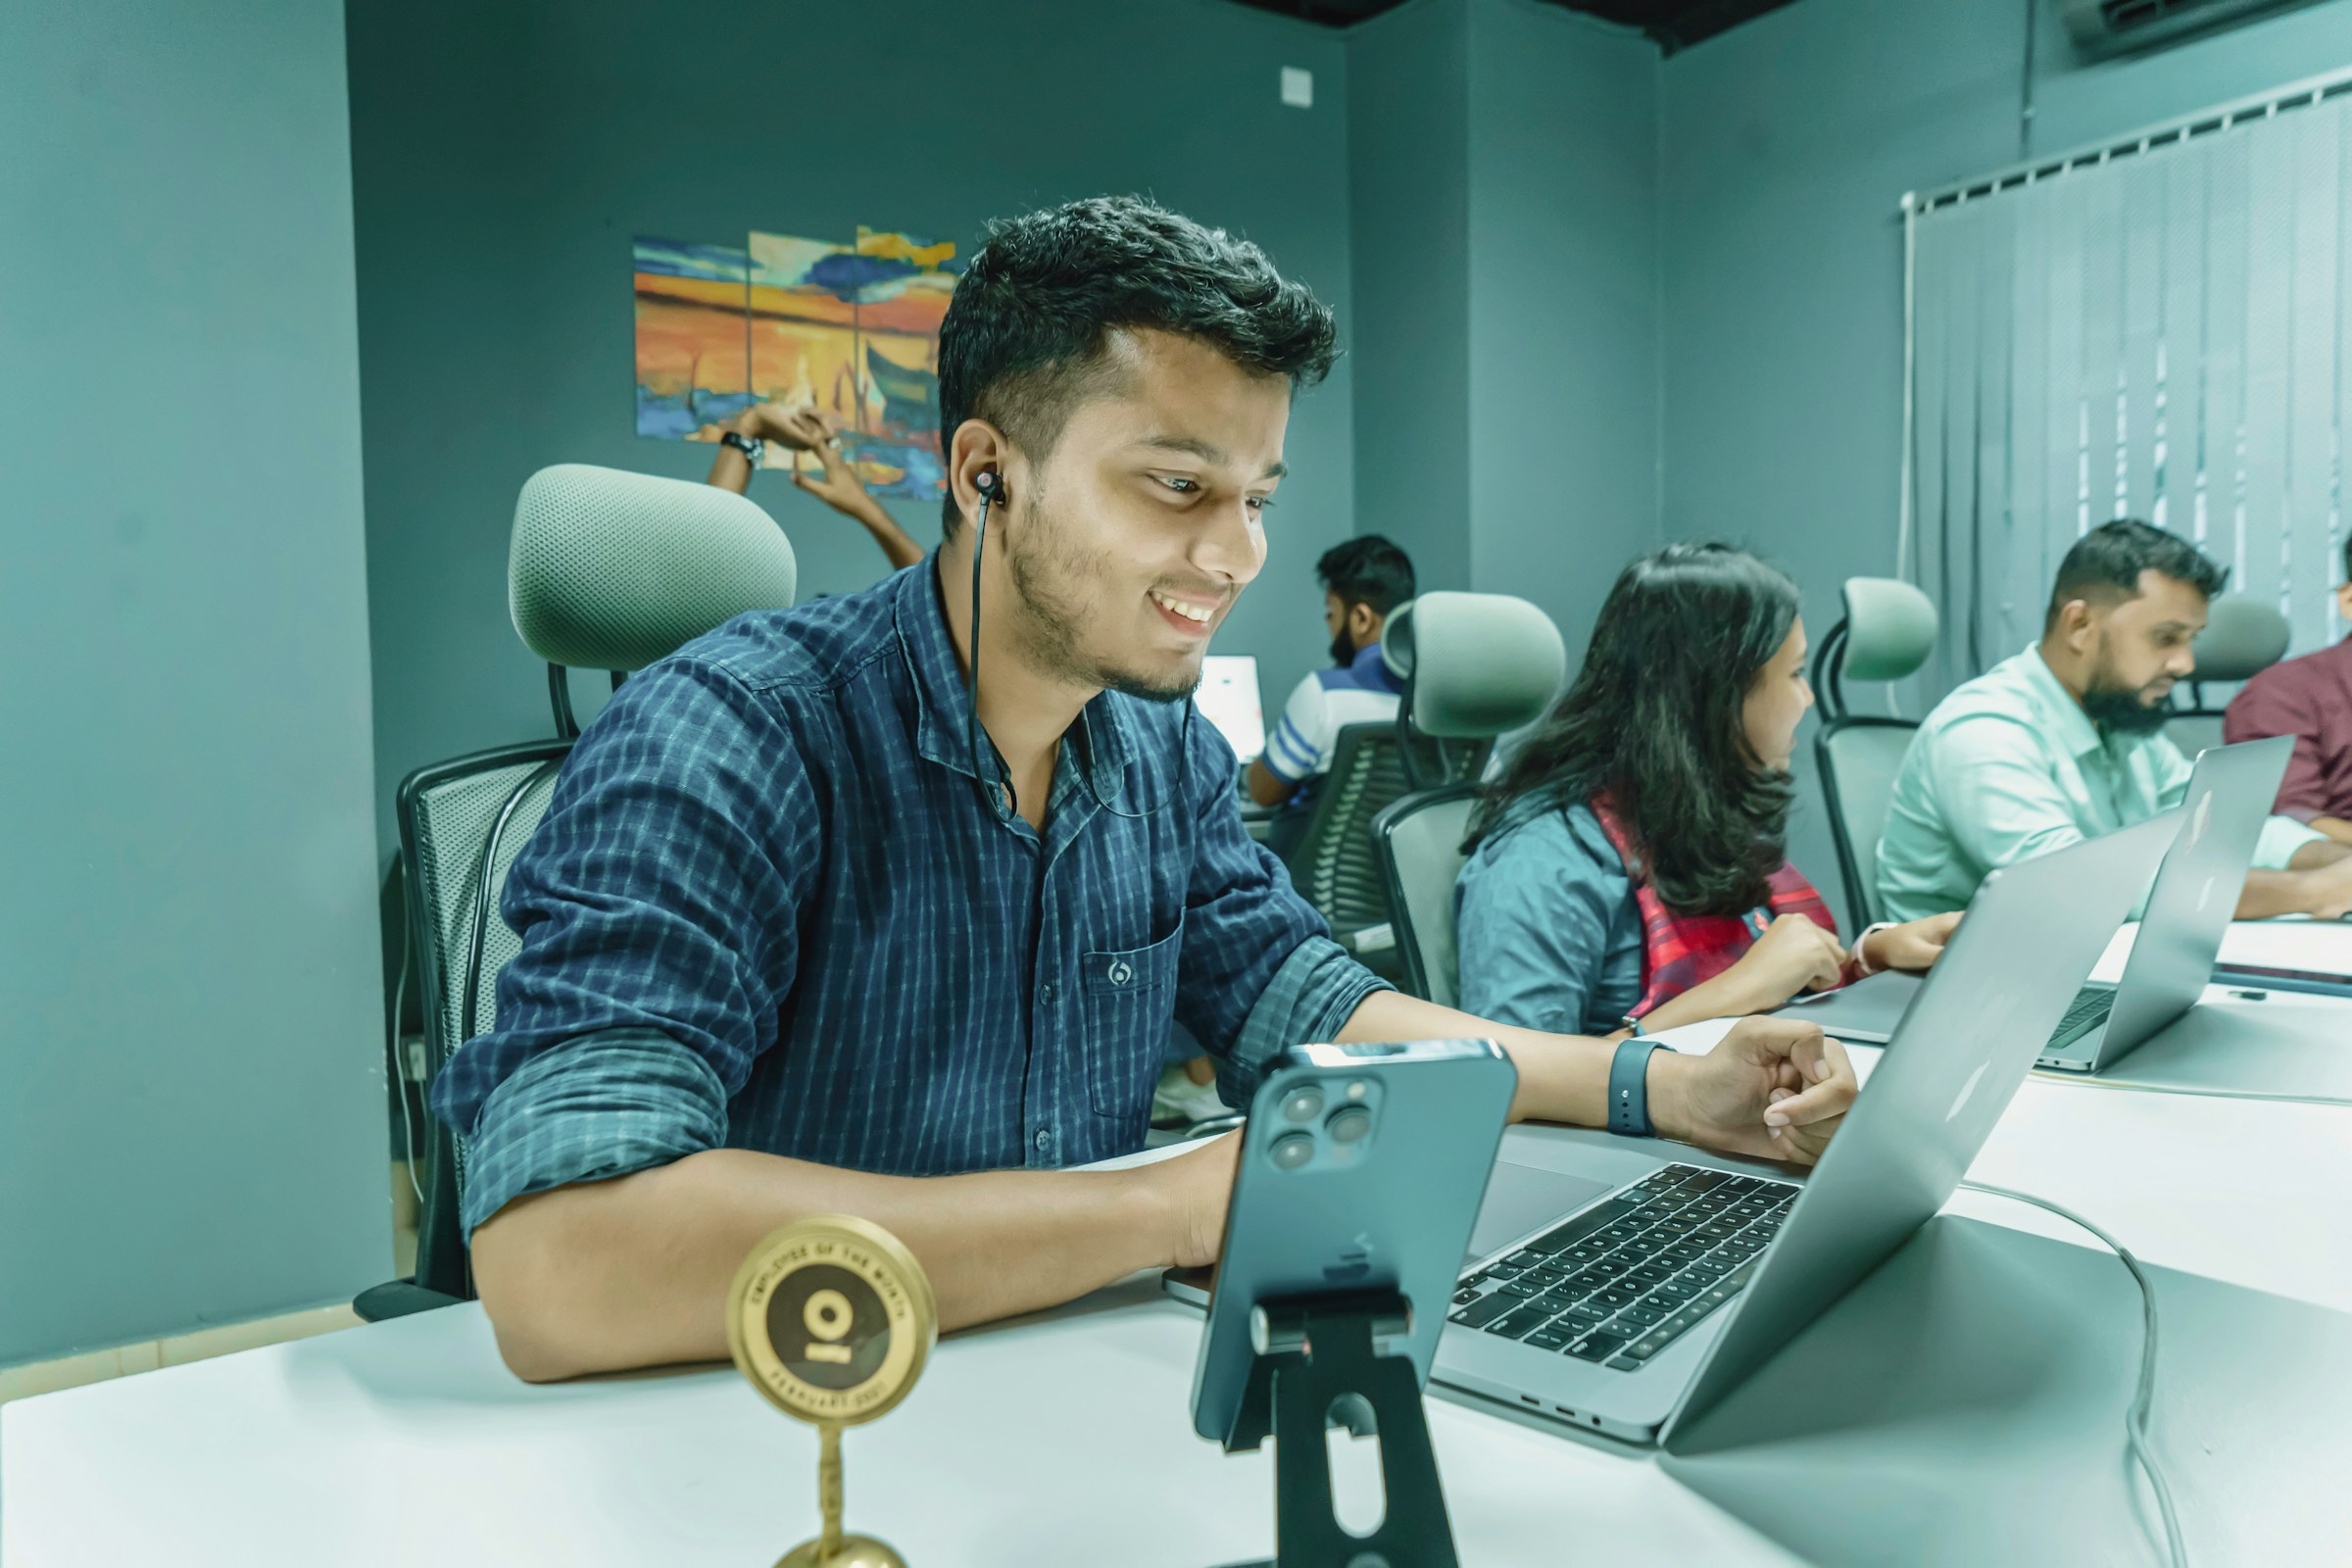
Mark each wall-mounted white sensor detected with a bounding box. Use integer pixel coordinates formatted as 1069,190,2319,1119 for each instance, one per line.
1281,67,1313,109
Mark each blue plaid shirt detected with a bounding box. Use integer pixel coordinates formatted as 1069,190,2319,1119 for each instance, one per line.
433,558,1388,1235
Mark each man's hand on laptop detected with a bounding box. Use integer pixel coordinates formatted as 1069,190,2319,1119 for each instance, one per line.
1648,1018,1855,1166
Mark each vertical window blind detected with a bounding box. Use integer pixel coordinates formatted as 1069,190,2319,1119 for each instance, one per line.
1906,72,2352,700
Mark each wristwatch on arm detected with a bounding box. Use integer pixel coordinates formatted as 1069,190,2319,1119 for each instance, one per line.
1608,1022,1663,1139
718,430,764,468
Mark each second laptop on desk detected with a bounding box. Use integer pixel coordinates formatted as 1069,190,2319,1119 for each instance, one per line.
1789,736,2295,1077
1429,811,2175,1446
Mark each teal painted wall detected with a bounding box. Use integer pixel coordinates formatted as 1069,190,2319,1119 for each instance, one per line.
1350,0,1658,657
1660,0,2352,926
347,0,1358,855
1468,0,1659,654
0,0,387,1365
1350,0,1476,594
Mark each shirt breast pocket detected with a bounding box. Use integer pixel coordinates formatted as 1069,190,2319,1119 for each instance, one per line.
1080,918,1184,1125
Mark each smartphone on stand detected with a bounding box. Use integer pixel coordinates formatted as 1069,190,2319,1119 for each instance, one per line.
1187,1038,1518,1445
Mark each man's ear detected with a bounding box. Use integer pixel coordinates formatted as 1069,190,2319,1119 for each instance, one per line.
947,419,1013,535
2056,598,2098,655
1350,602,1382,650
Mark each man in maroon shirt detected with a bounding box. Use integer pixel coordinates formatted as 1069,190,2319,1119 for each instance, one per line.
2227,539,2352,847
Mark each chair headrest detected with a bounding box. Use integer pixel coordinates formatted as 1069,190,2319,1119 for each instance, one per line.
1380,591,1567,739
1838,577,1937,681
2192,594,2289,682
509,464,798,671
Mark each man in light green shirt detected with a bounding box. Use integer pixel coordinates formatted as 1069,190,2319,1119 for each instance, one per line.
1878,519,2352,923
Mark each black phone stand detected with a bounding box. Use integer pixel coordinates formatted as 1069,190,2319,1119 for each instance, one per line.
1219,1287,1457,1568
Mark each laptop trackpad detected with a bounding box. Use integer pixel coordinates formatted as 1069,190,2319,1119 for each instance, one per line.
1466,1160,1617,1264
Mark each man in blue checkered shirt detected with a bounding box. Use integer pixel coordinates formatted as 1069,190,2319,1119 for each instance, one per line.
441,197,1857,1382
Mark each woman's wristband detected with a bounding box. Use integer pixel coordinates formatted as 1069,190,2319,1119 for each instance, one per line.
1849,921,1897,978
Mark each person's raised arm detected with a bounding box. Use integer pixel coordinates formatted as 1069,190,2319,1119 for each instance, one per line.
705,403,924,571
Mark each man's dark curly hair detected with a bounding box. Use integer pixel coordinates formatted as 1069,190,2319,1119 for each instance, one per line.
934,195,1339,534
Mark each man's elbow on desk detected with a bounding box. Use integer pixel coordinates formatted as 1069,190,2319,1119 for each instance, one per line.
469,1155,735,1385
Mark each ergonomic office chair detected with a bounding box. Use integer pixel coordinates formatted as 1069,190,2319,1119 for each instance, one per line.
1810,577,1938,929
354,465,798,1321
1276,595,1501,982
1368,592,1568,1006
2168,594,2291,759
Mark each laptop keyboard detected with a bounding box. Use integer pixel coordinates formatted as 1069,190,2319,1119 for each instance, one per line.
1446,1163,1796,1372
2045,986,2115,1049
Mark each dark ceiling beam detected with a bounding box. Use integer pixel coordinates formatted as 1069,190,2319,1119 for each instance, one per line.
1221,0,1802,53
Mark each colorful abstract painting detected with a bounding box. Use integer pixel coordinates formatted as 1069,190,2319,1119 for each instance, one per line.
631,239,751,441
635,223,963,499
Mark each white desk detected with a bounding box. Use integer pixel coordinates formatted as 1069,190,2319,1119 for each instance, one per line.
8,925,2351,1566
2071,917,2352,1102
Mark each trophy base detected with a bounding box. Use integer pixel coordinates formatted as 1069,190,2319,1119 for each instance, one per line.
775,1534,907,1568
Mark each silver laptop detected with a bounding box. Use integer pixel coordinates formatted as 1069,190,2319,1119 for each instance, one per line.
1786,736,2290,1058
1430,811,2179,1446
2035,736,2291,1073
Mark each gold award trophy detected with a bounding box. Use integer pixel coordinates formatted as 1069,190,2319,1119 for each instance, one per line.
727,1215,938,1568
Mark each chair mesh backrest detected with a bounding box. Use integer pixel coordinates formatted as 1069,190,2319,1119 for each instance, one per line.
1293,723,1486,935
1819,723,1916,926
1377,793,1478,1007
403,747,568,1217
510,464,797,671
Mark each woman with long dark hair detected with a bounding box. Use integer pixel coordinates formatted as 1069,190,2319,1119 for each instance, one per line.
1455,543,1960,1038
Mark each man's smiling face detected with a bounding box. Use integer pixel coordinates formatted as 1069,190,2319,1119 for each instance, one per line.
994,327,1291,702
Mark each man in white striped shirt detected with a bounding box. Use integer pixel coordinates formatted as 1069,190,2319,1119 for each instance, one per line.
1248,535,1417,809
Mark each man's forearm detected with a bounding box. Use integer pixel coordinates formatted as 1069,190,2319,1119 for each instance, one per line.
2316,815,2352,847
1245,758,1297,808
846,499,925,569
2288,838,2352,869
1338,990,1610,1128
2233,868,2307,919
2235,837,2352,917
471,1148,1178,1383
706,440,754,494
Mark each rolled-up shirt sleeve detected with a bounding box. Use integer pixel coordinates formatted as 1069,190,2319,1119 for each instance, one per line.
1261,674,1330,784
429,657,816,1238
2254,813,2328,870
1169,714,1390,1104
459,1027,728,1234
1223,937,1391,1109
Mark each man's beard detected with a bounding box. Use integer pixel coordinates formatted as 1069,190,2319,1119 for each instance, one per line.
2078,644,2174,734
1330,629,1354,667
1001,487,1199,705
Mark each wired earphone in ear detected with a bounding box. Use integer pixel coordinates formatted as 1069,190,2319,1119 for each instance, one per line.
960,466,1189,826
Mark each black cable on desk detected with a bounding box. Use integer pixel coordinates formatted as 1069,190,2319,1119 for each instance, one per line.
1958,1180,2186,1568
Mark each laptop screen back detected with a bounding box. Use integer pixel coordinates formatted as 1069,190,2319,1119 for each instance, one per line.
1195,655,1266,763
1661,812,2180,1445
2102,736,2294,1052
